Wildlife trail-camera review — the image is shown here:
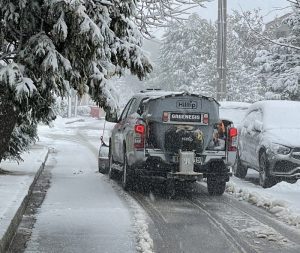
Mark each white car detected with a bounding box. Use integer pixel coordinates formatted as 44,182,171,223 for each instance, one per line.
219,101,251,129
236,100,300,188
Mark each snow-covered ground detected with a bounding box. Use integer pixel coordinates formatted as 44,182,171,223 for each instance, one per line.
37,116,154,253
0,145,48,245
227,170,300,228
51,116,300,230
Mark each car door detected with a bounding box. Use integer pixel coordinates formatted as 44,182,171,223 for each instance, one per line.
239,110,258,164
119,98,138,163
112,99,133,163
249,110,263,169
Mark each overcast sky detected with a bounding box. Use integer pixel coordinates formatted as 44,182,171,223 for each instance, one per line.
197,0,290,22
152,0,291,39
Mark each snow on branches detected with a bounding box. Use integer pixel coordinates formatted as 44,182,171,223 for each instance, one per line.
0,0,154,161
255,8,300,101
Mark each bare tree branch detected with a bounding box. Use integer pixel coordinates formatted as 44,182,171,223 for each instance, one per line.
241,7,300,51
135,0,209,38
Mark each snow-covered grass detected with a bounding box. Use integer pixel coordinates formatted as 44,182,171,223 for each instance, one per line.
227,169,300,228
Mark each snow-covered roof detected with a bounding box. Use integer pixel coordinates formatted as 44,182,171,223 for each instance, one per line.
136,90,219,104
219,101,251,109
249,100,300,129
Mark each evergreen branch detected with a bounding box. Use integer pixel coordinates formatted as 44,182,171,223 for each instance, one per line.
0,51,17,61
287,0,300,8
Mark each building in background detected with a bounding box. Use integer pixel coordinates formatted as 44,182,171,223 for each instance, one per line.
264,13,291,39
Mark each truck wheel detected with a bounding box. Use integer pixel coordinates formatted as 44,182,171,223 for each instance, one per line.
207,178,226,196
122,151,133,191
234,153,247,179
166,179,176,198
259,152,276,188
108,145,117,180
98,148,108,174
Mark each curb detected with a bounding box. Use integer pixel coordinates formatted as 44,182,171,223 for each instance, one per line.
0,149,50,253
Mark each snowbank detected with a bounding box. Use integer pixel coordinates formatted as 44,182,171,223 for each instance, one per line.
226,175,300,228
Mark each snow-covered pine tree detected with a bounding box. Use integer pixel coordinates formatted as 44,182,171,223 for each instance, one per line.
147,10,265,101
254,7,300,101
152,14,217,94
0,0,152,162
226,9,265,102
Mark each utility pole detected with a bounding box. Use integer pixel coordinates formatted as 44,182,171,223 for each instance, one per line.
217,0,227,101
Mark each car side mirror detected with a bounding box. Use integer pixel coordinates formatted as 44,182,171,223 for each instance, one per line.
137,108,142,116
105,110,118,123
253,120,263,132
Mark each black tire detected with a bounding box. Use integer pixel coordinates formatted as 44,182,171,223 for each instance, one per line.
122,150,133,191
165,179,176,198
98,148,108,174
98,160,106,174
108,144,117,180
234,153,248,179
207,177,226,196
259,151,277,188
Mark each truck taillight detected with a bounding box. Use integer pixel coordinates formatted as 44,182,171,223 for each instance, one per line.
162,112,169,122
228,127,238,151
134,124,145,149
135,124,145,135
203,113,209,124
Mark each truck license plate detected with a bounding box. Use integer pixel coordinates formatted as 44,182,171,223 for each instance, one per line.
173,156,204,164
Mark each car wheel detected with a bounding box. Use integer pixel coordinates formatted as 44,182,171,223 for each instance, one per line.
207,177,226,196
108,144,116,180
259,151,276,188
234,153,248,179
122,150,133,191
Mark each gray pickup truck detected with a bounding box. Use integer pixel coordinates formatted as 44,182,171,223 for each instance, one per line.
104,90,237,195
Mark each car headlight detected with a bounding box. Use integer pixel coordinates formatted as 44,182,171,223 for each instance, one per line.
271,143,291,155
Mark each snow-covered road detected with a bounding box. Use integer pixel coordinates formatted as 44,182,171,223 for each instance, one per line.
24,138,135,253
9,117,300,253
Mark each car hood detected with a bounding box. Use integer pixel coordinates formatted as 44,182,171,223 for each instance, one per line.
264,128,300,148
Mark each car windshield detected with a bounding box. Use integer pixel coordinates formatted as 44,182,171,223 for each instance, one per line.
219,107,248,126
263,102,300,129
219,102,250,126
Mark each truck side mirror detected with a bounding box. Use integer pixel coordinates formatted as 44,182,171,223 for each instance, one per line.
105,110,118,123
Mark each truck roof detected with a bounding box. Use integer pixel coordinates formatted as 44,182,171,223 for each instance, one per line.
135,90,219,105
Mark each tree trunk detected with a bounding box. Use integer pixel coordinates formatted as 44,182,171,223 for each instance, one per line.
0,91,18,163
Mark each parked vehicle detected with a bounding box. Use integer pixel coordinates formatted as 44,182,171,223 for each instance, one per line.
219,102,251,129
105,90,237,195
236,100,300,188
219,101,251,170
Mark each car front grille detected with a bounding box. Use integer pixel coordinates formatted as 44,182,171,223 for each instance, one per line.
273,160,300,174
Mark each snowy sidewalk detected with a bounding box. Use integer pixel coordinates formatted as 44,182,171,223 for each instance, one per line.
0,144,49,253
